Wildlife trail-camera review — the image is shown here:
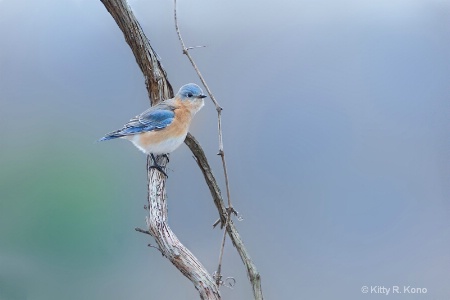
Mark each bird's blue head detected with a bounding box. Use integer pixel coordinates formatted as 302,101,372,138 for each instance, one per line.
177,83,207,101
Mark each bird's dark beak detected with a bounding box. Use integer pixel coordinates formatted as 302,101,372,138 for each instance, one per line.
199,94,207,98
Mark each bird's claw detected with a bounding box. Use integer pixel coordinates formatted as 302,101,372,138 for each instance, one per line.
149,164,168,177
149,153,168,177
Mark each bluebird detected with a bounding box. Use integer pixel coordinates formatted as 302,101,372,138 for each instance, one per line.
99,83,206,176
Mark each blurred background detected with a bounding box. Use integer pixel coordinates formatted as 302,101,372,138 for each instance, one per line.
1,0,449,299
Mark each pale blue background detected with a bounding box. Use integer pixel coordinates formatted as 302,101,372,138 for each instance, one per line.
1,0,449,299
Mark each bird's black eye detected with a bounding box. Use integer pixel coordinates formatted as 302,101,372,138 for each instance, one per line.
187,93,193,97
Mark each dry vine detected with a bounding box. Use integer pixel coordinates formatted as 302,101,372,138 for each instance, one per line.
173,0,239,287
100,0,263,299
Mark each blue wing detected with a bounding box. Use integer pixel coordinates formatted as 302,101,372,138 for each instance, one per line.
99,103,175,141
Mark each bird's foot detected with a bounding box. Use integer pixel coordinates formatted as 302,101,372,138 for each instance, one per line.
149,154,168,177
149,164,168,177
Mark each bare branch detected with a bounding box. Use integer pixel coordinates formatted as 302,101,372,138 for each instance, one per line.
174,1,260,296
214,219,229,286
185,134,264,300
100,0,263,299
174,0,221,111
135,227,151,235
174,0,234,210
145,155,220,299
186,45,207,50
100,1,221,299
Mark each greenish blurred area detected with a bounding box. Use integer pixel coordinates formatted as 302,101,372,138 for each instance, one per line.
1,149,117,265
0,142,129,299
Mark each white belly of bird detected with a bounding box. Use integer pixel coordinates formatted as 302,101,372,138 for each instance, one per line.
130,133,187,155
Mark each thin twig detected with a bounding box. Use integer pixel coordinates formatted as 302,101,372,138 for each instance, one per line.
187,45,207,50
214,215,229,286
173,0,237,285
174,0,221,111
185,134,264,300
134,228,164,253
174,0,235,212
135,227,151,235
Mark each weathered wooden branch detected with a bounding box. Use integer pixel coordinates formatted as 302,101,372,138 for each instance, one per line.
145,155,220,299
100,1,220,299
100,0,263,299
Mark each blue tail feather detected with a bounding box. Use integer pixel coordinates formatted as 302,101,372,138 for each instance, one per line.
98,134,122,142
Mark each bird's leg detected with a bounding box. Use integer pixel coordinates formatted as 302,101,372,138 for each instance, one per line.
162,154,170,163
149,153,168,177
